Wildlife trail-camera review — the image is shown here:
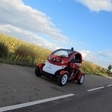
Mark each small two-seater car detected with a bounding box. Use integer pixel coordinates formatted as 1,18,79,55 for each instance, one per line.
35,48,85,86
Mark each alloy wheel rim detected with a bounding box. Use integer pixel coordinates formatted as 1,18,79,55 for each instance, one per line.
61,74,68,85
80,75,84,83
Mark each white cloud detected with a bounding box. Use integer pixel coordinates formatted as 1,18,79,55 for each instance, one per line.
81,50,96,62
0,0,68,43
98,50,112,58
79,41,89,46
80,50,111,68
76,0,112,12
0,24,59,50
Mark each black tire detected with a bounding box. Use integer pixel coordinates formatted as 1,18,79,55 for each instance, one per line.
77,74,85,85
58,74,68,86
35,66,42,77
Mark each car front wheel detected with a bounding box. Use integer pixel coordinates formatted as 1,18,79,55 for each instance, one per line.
58,74,68,86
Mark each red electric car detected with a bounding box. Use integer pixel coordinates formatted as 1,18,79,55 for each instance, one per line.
35,48,85,86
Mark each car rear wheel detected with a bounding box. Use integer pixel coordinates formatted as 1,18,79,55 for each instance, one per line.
58,74,68,86
77,74,85,85
35,66,42,77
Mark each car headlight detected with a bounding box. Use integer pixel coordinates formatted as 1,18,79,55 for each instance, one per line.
48,57,51,60
61,60,65,64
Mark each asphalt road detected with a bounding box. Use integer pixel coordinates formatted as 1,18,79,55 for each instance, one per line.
0,63,112,112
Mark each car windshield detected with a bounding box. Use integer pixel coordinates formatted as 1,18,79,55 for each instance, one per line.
52,49,73,57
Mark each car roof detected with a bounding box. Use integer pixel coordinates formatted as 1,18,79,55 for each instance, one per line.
52,48,81,55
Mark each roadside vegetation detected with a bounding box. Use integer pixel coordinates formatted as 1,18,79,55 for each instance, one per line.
81,61,112,77
0,33,112,77
0,33,51,66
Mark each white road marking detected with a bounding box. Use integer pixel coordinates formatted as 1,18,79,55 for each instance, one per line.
0,93,74,112
87,86,104,92
107,84,112,87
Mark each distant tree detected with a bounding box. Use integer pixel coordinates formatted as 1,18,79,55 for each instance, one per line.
108,65,112,71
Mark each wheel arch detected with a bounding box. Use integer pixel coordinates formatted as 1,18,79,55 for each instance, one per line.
36,63,45,70
77,72,85,80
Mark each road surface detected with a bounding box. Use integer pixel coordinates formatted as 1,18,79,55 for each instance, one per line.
0,63,112,112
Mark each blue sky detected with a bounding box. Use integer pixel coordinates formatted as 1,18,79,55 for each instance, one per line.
0,0,112,68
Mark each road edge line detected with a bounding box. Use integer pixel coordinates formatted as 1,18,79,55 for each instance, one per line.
87,86,104,92
107,84,112,87
0,93,74,112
